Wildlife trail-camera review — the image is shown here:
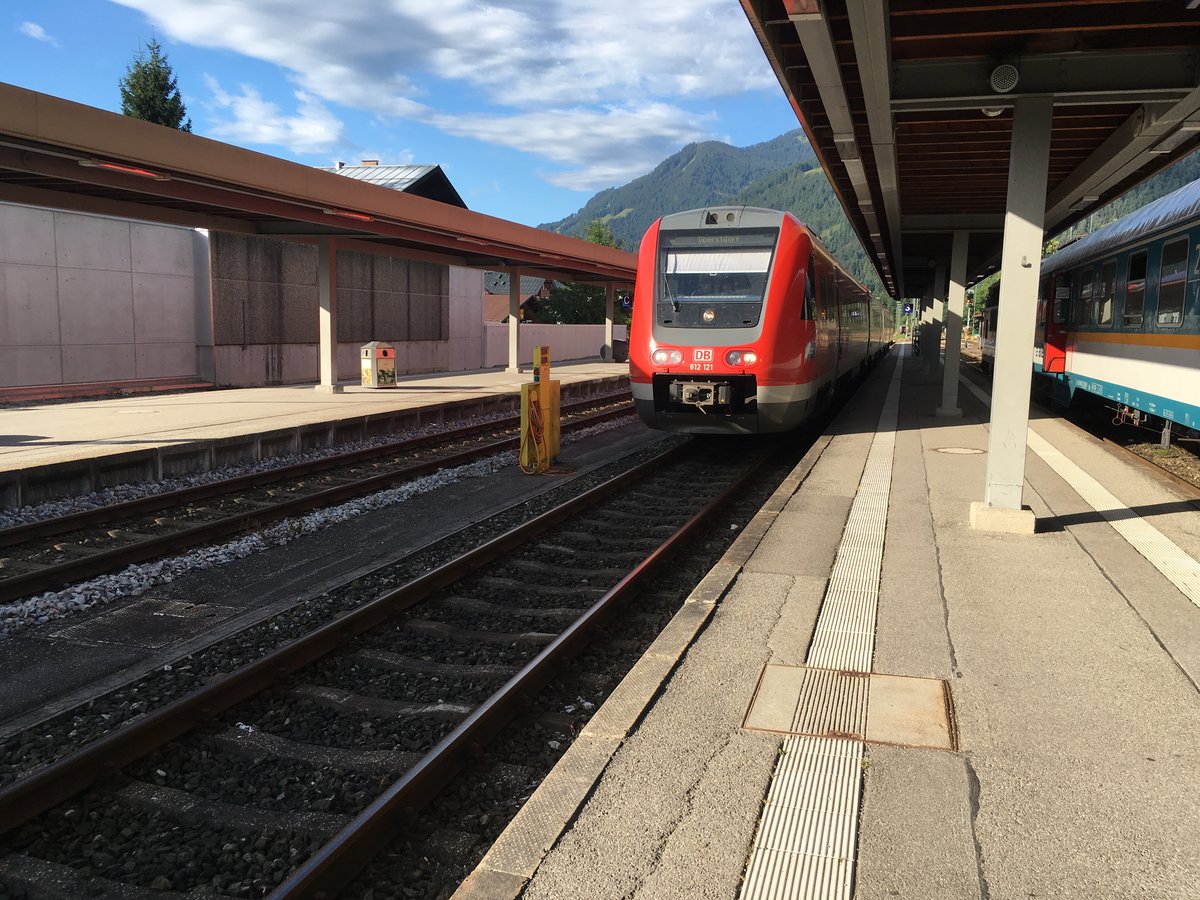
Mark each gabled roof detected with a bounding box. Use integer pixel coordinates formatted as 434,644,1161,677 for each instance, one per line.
483,272,558,296
321,164,466,208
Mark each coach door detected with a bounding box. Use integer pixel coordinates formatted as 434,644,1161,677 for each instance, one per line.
1044,273,1069,373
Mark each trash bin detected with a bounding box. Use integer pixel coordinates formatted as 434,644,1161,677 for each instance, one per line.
360,341,396,388
601,339,629,363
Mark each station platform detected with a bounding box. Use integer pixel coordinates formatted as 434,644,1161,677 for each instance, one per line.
0,362,629,508
457,346,1200,900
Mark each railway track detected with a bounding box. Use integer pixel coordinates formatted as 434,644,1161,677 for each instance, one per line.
0,393,633,605
0,431,804,899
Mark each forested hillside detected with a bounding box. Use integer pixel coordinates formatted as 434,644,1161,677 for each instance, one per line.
540,130,816,247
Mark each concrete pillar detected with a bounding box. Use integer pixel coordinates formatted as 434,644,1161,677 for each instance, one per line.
315,237,343,393
507,269,521,373
926,262,947,380
937,230,968,417
604,284,615,360
971,96,1054,534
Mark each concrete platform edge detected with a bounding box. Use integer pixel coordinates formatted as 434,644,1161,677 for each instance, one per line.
0,376,628,508
451,433,835,900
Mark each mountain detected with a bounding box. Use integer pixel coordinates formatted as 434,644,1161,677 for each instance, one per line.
539,130,815,248
540,129,885,294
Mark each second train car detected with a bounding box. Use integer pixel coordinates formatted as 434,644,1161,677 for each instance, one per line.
629,206,892,433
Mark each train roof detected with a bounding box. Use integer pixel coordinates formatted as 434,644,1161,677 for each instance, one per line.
657,206,789,230
1042,177,1200,276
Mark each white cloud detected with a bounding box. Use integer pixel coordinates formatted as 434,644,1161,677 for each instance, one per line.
18,21,60,47
203,75,346,154
111,0,777,188
430,103,714,192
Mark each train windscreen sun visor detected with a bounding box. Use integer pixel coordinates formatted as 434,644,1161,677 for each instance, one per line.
658,246,773,328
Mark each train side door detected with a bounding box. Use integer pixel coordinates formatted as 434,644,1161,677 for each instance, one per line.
812,259,837,380
1044,273,1069,373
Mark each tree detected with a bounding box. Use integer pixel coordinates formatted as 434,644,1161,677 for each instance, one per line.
119,38,192,132
584,218,624,250
538,219,630,324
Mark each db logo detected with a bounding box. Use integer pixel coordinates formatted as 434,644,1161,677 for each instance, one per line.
693,348,713,362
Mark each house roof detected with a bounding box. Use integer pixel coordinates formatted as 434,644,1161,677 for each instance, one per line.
483,272,558,296
320,163,466,208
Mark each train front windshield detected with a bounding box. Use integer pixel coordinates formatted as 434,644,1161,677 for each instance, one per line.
657,229,777,328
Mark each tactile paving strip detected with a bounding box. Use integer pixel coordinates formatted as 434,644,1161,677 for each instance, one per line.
741,357,902,900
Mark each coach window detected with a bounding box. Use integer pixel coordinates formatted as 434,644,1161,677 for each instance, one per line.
1124,250,1147,326
1054,273,1070,323
1076,266,1093,325
1097,259,1116,326
1156,237,1188,327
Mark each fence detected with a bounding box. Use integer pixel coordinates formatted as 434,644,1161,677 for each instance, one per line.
483,323,628,368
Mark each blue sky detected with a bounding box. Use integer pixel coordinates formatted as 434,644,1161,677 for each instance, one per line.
1,1,800,228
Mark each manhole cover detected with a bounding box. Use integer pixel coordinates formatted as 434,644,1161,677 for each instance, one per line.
935,447,985,455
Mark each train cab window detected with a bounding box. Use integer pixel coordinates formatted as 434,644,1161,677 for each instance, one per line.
1096,260,1116,326
1124,250,1147,326
1075,266,1093,325
1157,238,1188,327
657,227,778,328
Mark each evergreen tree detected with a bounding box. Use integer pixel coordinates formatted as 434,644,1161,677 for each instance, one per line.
539,219,631,324
119,39,192,132
584,218,624,250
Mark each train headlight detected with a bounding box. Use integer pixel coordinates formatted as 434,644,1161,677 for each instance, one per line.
702,309,716,323
652,348,683,366
725,350,758,366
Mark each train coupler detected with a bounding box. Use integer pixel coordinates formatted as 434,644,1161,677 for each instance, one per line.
669,381,731,413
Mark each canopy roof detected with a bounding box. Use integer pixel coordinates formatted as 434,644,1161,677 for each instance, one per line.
741,0,1200,297
0,84,634,286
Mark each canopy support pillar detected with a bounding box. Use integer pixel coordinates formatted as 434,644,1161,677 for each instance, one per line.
315,237,342,394
971,97,1054,534
937,230,969,417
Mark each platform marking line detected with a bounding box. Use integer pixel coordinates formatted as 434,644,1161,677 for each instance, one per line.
740,356,903,900
960,375,1200,608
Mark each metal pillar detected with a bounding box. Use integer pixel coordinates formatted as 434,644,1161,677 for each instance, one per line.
507,269,521,373
971,97,1054,534
604,284,615,360
937,230,969,417
315,238,342,394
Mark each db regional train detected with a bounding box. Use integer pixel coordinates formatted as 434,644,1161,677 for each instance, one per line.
980,178,1200,435
629,206,893,433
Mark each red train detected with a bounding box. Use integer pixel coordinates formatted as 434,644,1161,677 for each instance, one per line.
629,206,892,433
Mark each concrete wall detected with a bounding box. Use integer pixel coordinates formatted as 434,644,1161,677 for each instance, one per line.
0,202,202,388
483,323,628,368
0,203,486,390
210,233,484,386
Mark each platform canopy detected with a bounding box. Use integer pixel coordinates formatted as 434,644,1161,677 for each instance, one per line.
0,83,635,286
741,0,1200,298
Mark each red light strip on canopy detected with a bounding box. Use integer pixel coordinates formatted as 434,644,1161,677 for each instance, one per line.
78,159,171,181
322,207,375,222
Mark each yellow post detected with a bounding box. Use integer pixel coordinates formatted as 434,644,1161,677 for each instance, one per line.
520,346,560,473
